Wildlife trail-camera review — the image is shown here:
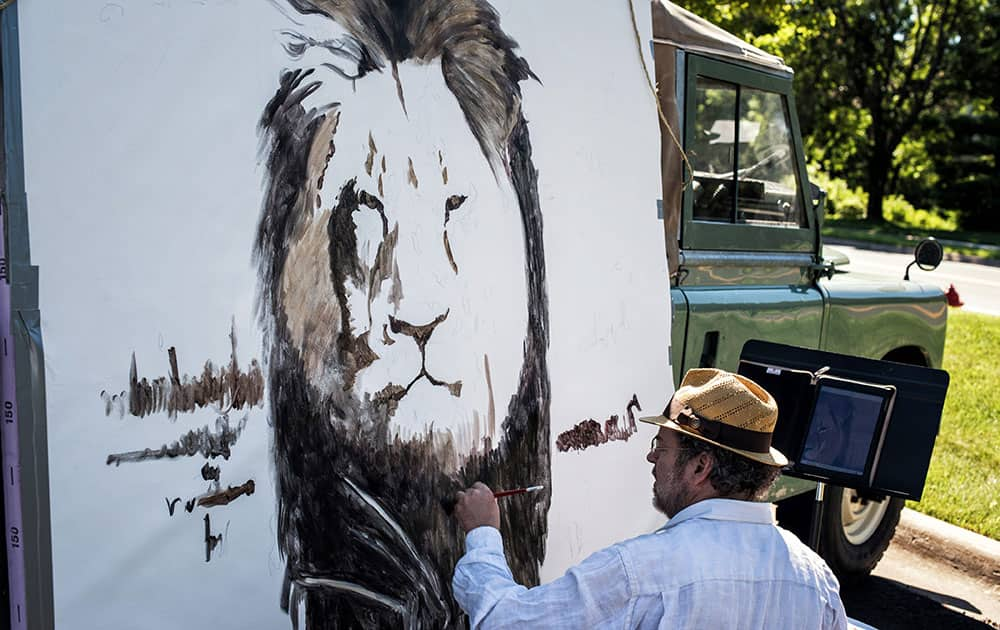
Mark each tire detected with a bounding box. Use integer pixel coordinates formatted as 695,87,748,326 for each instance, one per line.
776,486,903,583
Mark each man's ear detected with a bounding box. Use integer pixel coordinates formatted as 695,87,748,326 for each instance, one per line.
687,451,715,488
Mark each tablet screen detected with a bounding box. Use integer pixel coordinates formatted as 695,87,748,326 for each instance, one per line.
799,384,886,475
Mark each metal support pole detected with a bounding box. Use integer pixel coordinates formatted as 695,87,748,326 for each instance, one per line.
808,481,826,552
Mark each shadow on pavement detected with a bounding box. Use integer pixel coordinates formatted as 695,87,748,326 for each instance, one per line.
842,576,998,629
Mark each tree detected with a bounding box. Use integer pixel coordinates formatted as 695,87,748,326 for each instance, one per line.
817,1,987,223
924,2,999,230
675,1,990,224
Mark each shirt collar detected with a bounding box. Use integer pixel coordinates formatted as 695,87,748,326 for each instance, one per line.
658,498,774,532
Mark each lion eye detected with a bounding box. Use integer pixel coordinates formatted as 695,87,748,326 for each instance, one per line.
444,194,467,226
442,194,467,275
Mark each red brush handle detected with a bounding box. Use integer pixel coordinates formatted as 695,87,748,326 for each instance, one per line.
492,488,528,498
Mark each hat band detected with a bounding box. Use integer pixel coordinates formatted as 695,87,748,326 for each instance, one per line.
666,401,773,454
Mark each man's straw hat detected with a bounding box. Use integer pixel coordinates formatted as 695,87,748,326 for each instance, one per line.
639,368,788,467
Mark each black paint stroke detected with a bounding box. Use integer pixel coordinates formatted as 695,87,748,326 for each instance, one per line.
371,311,462,413
201,462,221,482
443,194,466,226
166,497,182,516
204,514,223,563
407,157,419,189
105,414,248,466
257,3,549,628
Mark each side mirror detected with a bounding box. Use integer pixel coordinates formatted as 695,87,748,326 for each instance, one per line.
904,238,943,280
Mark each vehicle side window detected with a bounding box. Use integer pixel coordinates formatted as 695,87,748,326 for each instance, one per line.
690,78,738,222
690,76,804,229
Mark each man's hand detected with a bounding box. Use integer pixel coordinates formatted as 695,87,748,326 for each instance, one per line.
453,482,501,533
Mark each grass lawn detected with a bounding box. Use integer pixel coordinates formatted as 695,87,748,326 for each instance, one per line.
907,310,1000,539
824,219,1000,262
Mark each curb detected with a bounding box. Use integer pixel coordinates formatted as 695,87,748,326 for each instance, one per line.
892,508,1000,585
824,238,1000,269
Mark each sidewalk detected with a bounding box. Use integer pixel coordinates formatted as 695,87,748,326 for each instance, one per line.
892,508,1000,585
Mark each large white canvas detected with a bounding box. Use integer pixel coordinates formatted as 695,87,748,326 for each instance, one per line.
17,1,671,627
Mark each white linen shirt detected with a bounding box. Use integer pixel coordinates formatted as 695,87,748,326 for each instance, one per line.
453,498,848,629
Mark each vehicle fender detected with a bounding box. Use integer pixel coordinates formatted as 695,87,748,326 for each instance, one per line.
817,277,947,368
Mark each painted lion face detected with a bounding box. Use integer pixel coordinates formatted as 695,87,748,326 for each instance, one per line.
278,61,529,462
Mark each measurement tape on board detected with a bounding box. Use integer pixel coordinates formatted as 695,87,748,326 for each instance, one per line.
0,198,28,629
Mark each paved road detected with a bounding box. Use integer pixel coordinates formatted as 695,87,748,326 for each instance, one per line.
829,244,1000,317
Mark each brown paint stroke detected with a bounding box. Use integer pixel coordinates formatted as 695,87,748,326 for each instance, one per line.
109,325,265,419
342,331,378,390
407,157,419,189
365,131,377,175
366,220,399,322
441,166,448,185
442,231,458,275
388,259,404,312
198,479,256,508
483,354,496,443
625,393,641,432
315,111,339,193
471,410,482,454
378,172,384,197
105,414,248,466
381,154,387,173
555,394,642,453
381,323,395,346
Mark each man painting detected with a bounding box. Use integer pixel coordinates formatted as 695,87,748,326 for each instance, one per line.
453,368,848,629
255,1,550,627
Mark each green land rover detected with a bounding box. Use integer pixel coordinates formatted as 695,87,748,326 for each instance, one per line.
652,1,947,580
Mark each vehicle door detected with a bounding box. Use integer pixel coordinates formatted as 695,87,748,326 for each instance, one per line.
671,54,825,383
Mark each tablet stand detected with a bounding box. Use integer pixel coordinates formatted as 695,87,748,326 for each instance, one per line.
808,481,826,552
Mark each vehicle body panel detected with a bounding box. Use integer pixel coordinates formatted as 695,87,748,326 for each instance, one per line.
819,275,948,367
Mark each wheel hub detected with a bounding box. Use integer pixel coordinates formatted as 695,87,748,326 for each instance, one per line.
841,489,889,545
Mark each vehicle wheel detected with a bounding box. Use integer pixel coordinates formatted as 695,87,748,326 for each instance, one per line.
776,486,903,583
821,486,903,582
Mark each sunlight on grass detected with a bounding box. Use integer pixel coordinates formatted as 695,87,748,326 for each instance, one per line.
907,310,1000,539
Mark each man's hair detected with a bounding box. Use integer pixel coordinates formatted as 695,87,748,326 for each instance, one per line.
674,432,781,500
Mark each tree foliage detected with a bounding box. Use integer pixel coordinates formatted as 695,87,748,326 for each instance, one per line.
675,0,996,227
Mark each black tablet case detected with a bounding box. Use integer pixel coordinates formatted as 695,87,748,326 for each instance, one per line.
738,340,949,500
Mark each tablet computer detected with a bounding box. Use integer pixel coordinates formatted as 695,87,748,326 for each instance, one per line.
795,376,897,487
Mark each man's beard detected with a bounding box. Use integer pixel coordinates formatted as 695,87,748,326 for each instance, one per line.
652,462,695,518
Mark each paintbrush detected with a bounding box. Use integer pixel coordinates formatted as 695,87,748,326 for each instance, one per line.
441,485,545,515
492,485,544,498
